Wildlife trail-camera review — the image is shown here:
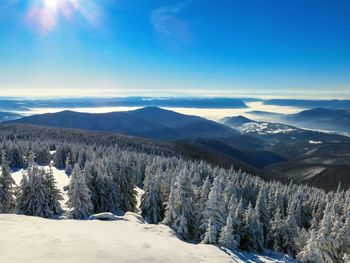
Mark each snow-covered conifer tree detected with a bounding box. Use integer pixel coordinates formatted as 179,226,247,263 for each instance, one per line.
15,172,30,215
170,167,195,240
219,214,237,249
0,150,15,213
241,204,264,252
255,186,270,242
313,203,338,263
200,176,226,243
297,229,321,263
202,218,218,245
267,207,285,251
141,170,164,223
162,179,176,226
283,200,300,257
29,168,53,218
15,153,52,218
298,203,338,263
44,165,63,216
109,160,137,213
337,209,350,261
66,164,93,219
196,176,211,238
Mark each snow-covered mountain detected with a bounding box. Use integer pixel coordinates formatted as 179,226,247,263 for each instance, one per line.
220,115,297,135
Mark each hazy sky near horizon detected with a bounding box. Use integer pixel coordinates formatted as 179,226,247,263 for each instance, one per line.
0,0,349,98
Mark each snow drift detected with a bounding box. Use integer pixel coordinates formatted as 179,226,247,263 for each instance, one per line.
0,214,295,263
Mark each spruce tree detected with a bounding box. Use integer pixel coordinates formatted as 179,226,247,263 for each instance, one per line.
241,204,264,252
202,218,218,245
169,167,195,240
15,153,52,218
66,164,93,219
283,200,299,257
313,203,338,263
109,160,137,213
219,214,237,249
141,171,164,223
338,209,350,261
256,186,270,242
44,165,64,216
15,172,30,215
162,180,175,222
267,207,285,251
297,229,321,263
0,150,15,213
200,176,226,243
29,168,53,218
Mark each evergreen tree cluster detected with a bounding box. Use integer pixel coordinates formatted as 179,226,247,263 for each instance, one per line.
141,162,350,263
0,125,349,262
15,153,63,218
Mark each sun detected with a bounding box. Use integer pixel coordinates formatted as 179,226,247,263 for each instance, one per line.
26,0,100,34
44,0,59,12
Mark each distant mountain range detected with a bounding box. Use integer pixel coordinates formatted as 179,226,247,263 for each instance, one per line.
247,108,350,134
0,97,248,111
6,107,237,140
285,108,350,133
264,99,350,109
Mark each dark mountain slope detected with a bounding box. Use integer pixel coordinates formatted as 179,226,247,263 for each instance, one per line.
7,107,237,140
220,115,253,126
284,108,350,133
218,114,350,190
181,138,286,169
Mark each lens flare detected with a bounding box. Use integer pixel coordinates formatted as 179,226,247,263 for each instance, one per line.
26,0,101,34
44,0,58,12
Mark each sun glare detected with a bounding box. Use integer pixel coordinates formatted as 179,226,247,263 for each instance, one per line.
44,0,58,12
26,0,100,34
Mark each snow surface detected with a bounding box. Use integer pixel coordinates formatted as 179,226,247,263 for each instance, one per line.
135,187,145,213
0,214,295,263
309,140,322,144
237,122,296,135
4,167,295,263
0,214,233,263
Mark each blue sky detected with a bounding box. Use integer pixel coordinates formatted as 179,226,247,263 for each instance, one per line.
0,0,349,98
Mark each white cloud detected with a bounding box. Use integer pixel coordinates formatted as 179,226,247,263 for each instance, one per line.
150,0,193,43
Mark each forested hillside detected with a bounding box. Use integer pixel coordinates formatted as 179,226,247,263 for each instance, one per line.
8,107,350,191
0,124,349,262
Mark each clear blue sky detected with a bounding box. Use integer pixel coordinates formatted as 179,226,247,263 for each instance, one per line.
0,0,349,98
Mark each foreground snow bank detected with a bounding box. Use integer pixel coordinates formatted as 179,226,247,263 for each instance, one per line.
0,214,295,263
0,214,233,263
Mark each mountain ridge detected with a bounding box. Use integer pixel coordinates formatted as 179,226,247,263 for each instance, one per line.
6,107,237,140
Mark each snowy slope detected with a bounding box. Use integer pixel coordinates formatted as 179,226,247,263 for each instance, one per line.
0,214,232,263
0,214,295,263
6,168,295,263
